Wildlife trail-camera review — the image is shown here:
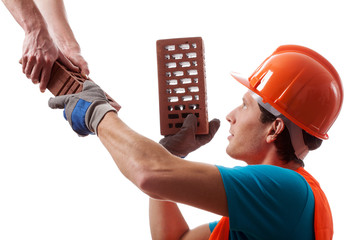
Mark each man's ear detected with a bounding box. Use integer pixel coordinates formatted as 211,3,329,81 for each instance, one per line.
266,118,285,143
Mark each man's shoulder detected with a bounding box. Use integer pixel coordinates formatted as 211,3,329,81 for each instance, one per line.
217,164,301,178
216,164,312,196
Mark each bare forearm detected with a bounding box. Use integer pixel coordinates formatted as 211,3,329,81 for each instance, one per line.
34,0,79,51
2,0,47,33
149,199,189,239
150,199,211,240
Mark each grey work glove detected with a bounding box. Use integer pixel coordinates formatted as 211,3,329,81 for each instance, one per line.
159,114,221,157
48,80,116,136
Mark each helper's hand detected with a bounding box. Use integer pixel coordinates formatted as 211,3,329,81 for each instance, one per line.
159,114,220,158
22,29,79,92
48,81,116,136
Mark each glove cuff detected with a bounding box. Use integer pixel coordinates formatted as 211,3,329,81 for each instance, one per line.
86,102,117,135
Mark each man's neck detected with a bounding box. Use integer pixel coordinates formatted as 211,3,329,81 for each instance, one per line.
262,158,302,171
244,145,302,171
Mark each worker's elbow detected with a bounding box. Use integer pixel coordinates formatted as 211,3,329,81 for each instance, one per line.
135,168,165,200
132,150,175,200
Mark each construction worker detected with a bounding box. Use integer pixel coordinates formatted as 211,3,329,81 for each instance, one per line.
2,0,88,92
48,45,343,239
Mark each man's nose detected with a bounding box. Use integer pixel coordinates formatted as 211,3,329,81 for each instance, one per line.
226,109,235,124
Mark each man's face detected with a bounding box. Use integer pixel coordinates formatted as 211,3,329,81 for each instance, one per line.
226,92,271,164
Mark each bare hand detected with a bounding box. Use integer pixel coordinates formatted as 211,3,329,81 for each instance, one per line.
22,28,79,92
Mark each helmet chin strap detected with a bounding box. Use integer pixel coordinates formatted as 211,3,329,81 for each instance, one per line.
250,92,309,160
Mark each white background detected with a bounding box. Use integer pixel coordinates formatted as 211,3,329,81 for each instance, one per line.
0,0,359,239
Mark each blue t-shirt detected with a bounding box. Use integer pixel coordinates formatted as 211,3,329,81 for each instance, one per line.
209,165,315,240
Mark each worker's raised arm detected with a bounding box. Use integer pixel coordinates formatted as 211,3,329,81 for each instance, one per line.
2,0,81,92
48,81,228,217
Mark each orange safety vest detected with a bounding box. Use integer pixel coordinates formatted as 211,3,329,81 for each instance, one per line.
209,167,333,240
209,216,230,240
296,167,333,240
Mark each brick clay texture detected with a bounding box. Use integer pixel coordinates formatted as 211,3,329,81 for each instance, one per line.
157,37,209,136
48,61,121,111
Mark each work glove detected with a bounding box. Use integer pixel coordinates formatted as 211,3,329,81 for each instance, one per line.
159,114,221,158
48,80,116,136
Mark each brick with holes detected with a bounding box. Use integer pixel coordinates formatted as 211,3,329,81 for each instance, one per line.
157,37,208,135
46,61,121,111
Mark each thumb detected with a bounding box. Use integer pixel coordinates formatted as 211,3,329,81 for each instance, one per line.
181,114,198,134
208,118,221,137
48,95,68,109
68,54,90,78
58,51,80,73
196,118,221,144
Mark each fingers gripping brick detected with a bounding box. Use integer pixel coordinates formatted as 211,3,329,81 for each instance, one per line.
157,37,209,135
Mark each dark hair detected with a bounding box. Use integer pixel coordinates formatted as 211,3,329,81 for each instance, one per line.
258,105,323,167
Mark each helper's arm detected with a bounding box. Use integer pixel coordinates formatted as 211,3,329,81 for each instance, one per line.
34,0,89,77
2,0,83,91
2,0,45,34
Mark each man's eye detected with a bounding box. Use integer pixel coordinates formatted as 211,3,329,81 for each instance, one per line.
242,103,247,109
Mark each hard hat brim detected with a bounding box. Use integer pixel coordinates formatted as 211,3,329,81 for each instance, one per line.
230,72,251,89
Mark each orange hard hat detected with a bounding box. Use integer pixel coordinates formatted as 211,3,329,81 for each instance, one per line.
231,45,343,140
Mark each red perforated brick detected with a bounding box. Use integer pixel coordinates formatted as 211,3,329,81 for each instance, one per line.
42,61,120,111
157,37,208,136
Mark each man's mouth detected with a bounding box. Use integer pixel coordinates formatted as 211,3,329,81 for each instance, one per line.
228,131,234,140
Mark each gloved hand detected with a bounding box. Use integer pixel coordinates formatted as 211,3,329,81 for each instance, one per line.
159,114,220,158
48,80,116,136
